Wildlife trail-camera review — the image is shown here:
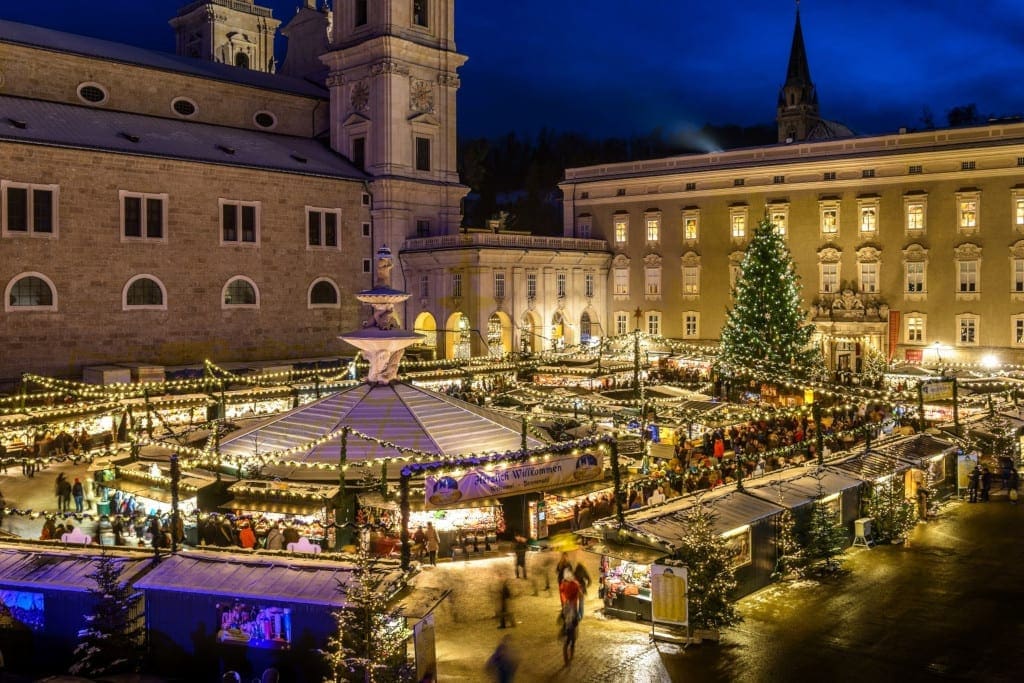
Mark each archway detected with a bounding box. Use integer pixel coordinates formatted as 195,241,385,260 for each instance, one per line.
551,311,566,350
487,311,513,357
519,311,542,355
413,312,438,360
445,312,472,359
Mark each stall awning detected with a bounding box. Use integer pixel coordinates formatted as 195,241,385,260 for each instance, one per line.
106,479,198,504
219,498,329,516
584,540,668,565
358,492,502,512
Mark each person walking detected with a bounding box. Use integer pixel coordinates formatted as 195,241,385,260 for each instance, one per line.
55,473,71,513
558,573,581,666
981,466,992,502
513,533,529,579
486,635,518,683
573,561,592,621
497,578,514,629
425,521,440,566
555,552,572,587
71,477,84,513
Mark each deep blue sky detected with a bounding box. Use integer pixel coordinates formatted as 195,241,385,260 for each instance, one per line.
4,1,1024,141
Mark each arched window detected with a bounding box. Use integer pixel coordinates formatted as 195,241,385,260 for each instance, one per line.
123,275,166,310
309,278,340,307
223,277,259,308
235,53,250,69
5,273,56,311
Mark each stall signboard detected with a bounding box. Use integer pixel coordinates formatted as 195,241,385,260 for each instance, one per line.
957,452,979,490
0,590,44,631
414,613,437,682
650,565,687,627
216,601,292,650
722,527,753,569
921,381,954,402
424,452,603,509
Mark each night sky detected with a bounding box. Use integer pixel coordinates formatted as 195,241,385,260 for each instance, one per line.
4,1,1024,141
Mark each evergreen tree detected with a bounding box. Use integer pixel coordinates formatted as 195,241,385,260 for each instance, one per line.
772,506,804,580
718,218,821,378
677,504,742,632
866,475,918,544
804,479,848,574
322,548,412,683
70,553,142,677
861,346,888,387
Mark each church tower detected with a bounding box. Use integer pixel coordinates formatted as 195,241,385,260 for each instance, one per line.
776,5,820,143
321,0,469,290
170,0,281,73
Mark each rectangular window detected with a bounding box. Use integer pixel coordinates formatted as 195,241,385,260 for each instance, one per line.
307,208,340,248
412,0,428,27
962,161,976,171
452,272,462,298
494,271,506,298
682,266,699,295
733,178,745,187
685,182,696,191
614,215,628,244
1015,259,1024,293
959,317,977,345
645,215,660,243
614,269,629,295
419,274,429,299
820,206,838,235
647,312,661,336
645,267,661,295
2,182,58,236
773,175,785,184
355,0,368,25
221,200,259,244
1015,317,1024,345
362,259,371,273
577,217,592,238
859,263,878,293
860,206,877,233
584,272,594,298
862,169,875,178
730,211,746,239
906,316,924,343
959,261,978,292
770,209,787,236
1016,198,1024,229
352,137,366,170
906,202,925,231
823,171,836,181
683,214,698,240
415,137,431,171
909,165,923,174
362,222,371,237
959,199,978,229
416,219,430,237
120,191,166,241
557,272,567,298
821,263,838,293
526,273,537,299
615,313,628,336
906,261,925,293
683,313,699,338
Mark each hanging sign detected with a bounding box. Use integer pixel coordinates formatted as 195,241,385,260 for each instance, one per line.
650,564,687,627
424,452,603,508
921,381,954,402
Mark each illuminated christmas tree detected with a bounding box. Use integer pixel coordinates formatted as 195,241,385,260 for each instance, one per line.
718,218,821,378
678,504,742,632
804,479,847,573
866,474,918,544
322,548,413,683
771,506,804,580
70,554,142,678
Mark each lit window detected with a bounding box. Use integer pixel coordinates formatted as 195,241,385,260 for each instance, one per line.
614,215,628,245
614,268,629,295
307,207,340,248
682,266,700,295
647,312,661,336
615,312,628,336
1,182,58,237
906,315,924,343
683,211,699,241
645,213,660,243
584,272,594,298
769,206,788,236
527,273,537,299
683,312,699,338
956,190,981,232
645,266,661,296
819,202,839,237
859,205,877,233
820,263,838,293
1013,317,1024,346
1016,197,1024,230
906,201,925,232
221,200,260,245
452,272,463,298
859,263,878,293
730,207,746,239
557,272,567,298
957,315,979,346
906,261,925,293
494,271,506,299
121,191,167,241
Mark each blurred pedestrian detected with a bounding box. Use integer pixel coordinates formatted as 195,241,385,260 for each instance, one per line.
497,578,514,629
513,533,529,579
573,562,592,621
558,574,581,666
486,634,518,682
425,522,440,566
968,465,981,503
981,467,992,502
555,552,572,586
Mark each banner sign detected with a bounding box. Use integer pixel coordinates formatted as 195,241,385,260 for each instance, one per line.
424,452,603,509
957,453,978,490
921,381,954,402
905,349,923,362
650,564,687,627
888,310,901,361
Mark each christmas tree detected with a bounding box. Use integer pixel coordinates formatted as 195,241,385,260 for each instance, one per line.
861,346,888,387
718,218,821,378
678,504,742,632
771,506,804,580
804,479,848,574
70,553,143,677
322,548,413,683
865,474,918,543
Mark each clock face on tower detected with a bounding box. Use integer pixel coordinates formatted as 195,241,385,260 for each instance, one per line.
350,81,369,112
410,79,434,113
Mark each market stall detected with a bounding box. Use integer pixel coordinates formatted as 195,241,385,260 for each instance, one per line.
872,433,959,500
99,461,227,518
219,480,340,550
742,466,865,540
582,538,668,622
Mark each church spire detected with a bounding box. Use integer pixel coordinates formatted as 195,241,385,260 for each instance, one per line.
776,2,820,143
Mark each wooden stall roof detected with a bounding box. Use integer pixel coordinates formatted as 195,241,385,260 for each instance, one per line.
828,450,914,482
132,552,406,607
0,547,150,593
872,434,957,465
742,468,865,509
